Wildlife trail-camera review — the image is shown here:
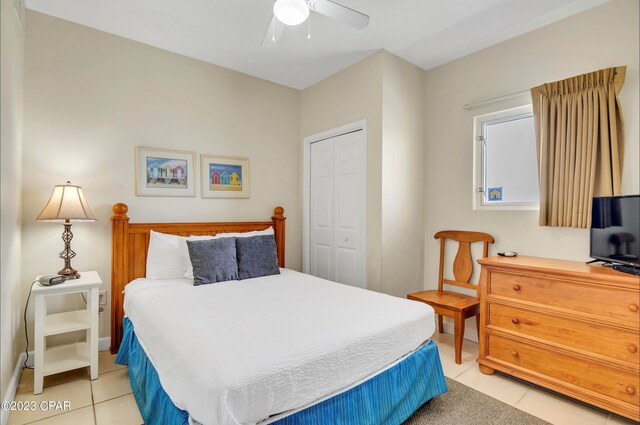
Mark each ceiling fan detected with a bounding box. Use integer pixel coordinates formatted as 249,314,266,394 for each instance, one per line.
261,0,369,46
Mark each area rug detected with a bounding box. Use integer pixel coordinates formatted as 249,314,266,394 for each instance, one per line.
404,377,550,425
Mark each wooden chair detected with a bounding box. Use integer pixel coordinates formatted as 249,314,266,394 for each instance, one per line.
408,230,494,364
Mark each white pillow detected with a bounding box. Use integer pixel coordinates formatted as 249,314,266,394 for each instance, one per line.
184,227,275,279
146,231,214,279
213,227,274,239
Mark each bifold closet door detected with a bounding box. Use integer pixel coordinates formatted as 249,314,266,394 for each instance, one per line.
309,130,365,288
310,138,335,281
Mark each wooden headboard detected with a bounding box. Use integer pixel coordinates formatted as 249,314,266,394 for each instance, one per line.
110,203,286,353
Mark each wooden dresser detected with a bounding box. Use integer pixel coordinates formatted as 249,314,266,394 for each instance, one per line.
477,256,639,421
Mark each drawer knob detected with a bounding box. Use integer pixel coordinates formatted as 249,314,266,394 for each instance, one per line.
511,351,519,358
626,386,636,395
629,304,639,312
512,284,521,291
628,344,638,353
511,318,520,324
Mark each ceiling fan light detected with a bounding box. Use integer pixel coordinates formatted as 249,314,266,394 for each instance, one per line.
274,0,309,26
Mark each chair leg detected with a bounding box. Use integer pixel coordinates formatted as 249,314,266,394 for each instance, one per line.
475,314,481,340
438,314,444,334
454,311,465,365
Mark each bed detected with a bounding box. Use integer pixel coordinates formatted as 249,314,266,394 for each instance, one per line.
110,203,446,425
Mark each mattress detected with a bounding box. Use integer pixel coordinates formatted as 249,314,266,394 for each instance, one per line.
123,268,436,425
117,318,447,425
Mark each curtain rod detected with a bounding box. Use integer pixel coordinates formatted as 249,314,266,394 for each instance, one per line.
463,90,531,111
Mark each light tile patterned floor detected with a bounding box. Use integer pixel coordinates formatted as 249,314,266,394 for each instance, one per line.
6,336,638,425
9,351,141,425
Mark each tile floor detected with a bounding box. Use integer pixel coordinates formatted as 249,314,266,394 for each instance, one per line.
6,335,638,425
9,351,141,425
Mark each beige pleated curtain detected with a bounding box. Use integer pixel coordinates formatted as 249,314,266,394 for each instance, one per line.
531,66,626,228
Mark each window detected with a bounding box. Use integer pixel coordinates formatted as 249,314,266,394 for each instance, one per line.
473,105,539,210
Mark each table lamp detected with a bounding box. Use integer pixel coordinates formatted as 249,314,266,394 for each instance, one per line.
36,181,96,279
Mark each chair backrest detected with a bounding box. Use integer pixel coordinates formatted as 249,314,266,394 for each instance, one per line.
435,230,494,296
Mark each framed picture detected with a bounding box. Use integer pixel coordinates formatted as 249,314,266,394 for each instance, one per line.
135,147,196,197
201,155,250,199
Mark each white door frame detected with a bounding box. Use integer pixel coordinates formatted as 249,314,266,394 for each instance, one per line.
303,119,367,284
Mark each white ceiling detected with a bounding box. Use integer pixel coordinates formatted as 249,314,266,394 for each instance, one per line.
25,0,609,90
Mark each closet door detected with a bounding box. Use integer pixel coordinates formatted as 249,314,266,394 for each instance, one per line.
332,131,365,288
310,138,335,281
309,130,365,288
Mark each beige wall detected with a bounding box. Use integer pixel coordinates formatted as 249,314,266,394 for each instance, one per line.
301,51,426,297
301,52,384,292
381,52,425,297
23,11,302,344
1,0,25,404
423,0,640,340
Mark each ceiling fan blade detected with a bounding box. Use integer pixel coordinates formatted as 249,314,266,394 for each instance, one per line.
261,16,285,47
309,0,369,29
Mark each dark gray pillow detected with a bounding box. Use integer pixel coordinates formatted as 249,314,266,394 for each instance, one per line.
236,235,280,280
186,237,238,285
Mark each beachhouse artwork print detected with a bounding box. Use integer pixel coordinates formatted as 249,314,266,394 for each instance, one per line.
209,163,242,191
146,157,188,188
201,155,249,199
136,147,196,197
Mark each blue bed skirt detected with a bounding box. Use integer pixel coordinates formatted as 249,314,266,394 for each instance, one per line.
116,317,447,425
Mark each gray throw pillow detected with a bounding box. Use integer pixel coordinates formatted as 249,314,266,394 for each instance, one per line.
236,235,280,280
186,237,238,285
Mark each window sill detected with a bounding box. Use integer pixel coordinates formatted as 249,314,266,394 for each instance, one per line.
473,204,539,211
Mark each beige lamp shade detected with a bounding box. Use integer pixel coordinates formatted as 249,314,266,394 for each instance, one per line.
37,182,97,222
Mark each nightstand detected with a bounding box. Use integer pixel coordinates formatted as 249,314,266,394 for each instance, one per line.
32,271,102,394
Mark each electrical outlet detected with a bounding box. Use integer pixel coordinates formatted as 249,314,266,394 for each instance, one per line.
99,290,107,306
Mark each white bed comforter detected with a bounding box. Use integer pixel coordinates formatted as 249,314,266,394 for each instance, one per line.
123,269,435,425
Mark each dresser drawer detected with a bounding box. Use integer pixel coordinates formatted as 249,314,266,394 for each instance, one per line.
489,303,640,364
488,271,640,324
488,334,640,406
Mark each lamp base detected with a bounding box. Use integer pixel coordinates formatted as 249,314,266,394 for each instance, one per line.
58,266,80,280
58,221,80,279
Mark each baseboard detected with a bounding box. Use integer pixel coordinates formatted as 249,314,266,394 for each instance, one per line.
98,337,110,352
1,352,26,425
440,316,479,343
1,337,111,425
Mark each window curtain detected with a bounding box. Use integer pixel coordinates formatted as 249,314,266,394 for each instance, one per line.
531,66,626,228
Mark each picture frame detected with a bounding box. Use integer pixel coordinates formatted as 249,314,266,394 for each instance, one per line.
200,155,250,199
135,147,196,197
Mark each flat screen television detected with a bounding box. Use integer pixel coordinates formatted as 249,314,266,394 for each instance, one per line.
590,195,640,268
